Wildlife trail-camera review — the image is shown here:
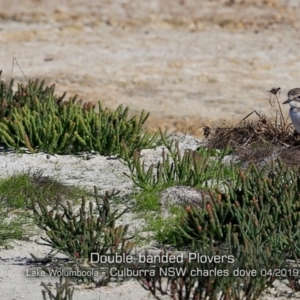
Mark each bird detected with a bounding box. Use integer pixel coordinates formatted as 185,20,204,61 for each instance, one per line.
283,88,300,133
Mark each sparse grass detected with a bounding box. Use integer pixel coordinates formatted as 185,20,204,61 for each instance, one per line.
134,187,195,248
143,205,186,247
0,213,32,246
0,169,86,246
0,169,85,209
135,189,162,212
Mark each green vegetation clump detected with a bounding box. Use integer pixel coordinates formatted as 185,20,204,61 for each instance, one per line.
41,277,74,300
177,159,300,252
0,75,160,156
124,131,236,191
32,187,135,286
135,237,286,300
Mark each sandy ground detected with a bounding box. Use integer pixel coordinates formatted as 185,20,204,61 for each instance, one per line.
1,0,300,134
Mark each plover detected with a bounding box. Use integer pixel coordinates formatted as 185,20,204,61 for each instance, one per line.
283,88,300,133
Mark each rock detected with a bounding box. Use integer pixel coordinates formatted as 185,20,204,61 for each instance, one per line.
160,185,211,215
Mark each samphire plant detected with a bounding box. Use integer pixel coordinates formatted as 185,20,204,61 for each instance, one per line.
129,158,300,299
135,232,288,300
41,276,74,300
124,129,236,190
32,187,135,286
0,73,161,156
177,159,300,255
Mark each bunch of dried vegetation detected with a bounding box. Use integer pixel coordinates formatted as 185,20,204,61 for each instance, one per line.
203,87,300,166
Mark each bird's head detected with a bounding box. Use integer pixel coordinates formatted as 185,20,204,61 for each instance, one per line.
283,88,300,108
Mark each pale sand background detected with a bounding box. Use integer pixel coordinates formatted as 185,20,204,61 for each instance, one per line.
1,0,300,134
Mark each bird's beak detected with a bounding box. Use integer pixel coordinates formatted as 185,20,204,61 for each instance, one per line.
283,99,291,104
